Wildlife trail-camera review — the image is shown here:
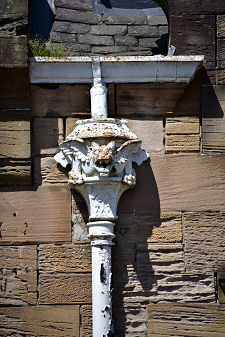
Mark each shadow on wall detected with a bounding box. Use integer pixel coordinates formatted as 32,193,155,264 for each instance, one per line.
29,0,55,40
113,158,161,336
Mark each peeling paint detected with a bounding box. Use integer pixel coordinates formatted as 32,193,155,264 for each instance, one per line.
100,263,106,284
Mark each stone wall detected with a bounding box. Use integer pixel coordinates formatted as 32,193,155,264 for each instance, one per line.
1,1,225,337
48,0,168,55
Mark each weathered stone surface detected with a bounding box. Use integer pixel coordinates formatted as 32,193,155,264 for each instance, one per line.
159,25,168,35
92,45,128,54
55,0,92,11
81,305,92,337
115,35,137,46
0,246,37,305
147,303,225,336
0,36,27,67
0,158,31,185
50,31,77,43
139,37,158,47
56,8,101,24
33,118,63,156
147,15,167,26
217,39,225,68
103,14,147,25
31,84,90,117
217,15,225,38
169,0,225,15
126,117,164,154
0,305,80,337
183,212,225,273
0,68,29,110
90,24,127,36
128,25,158,37
52,21,90,34
216,68,225,85
0,121,30,159
170,15,215,69
116,83,185,116
39,244,91,273
118,155,225,213
39,273,91,304
0,185,71,244
202,85,225,152
77,34,114,46
0,0,28,22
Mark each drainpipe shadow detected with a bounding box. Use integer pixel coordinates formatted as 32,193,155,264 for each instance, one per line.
113,158,161,336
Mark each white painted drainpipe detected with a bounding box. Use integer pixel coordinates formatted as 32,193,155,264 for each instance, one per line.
30,55,204,337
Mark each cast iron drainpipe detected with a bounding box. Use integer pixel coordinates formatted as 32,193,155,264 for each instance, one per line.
52,55,203,337
55,56,149,337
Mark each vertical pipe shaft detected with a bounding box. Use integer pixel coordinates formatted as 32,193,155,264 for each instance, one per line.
92,242,113,337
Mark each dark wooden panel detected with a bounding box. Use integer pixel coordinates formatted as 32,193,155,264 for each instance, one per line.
0,305,79,337
147,303,225,336
0,185,71,244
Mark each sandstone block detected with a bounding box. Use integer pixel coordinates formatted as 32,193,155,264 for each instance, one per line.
33,117,63,156
33,156,68,185
183,212,225,273
0,185,71,244
217,39,225,68
0,158,31,185
0,305,79,337
81,305,92,337
116,83,185,116
0,121,30,159
126,117,164,154
118,155,225,213
39,273,91,304
0,246,37,305
0,68,29,110
202,85,225,152
39,244,91,273
31,83,90,117
147,303,225,336
217,15,225,38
